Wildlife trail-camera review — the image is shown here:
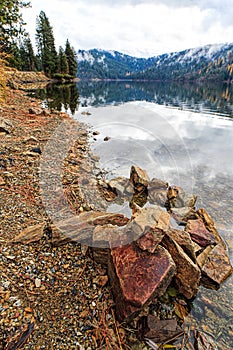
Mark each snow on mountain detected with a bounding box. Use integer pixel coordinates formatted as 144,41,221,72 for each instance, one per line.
77,43,233,81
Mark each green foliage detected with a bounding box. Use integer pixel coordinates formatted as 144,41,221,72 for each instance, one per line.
36,11,57,77
65,39,77,77
58,46,69,74
19,36,37,71
53,73,73,80
0,0,30,50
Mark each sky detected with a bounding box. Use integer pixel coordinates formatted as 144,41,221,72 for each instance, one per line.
22,0,233,58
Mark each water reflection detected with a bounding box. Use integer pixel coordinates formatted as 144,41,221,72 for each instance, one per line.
29,80,233,118
77,80,233,117
30,83,79,115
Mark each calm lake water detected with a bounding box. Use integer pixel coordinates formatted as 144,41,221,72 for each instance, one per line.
32,81,233,349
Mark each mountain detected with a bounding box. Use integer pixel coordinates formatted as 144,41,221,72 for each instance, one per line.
77,49,157,79
77,43,233,82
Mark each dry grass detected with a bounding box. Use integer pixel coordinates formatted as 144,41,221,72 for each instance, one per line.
0,51,8,102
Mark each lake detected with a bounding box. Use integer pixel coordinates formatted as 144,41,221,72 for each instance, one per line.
31,81,233,349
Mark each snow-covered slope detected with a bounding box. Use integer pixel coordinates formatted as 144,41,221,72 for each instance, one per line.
77,43,233,81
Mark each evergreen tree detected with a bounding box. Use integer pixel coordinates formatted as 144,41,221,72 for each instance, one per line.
65,39,77,77
36,11,57,77
58,46,68,74
19,36,37,71
0,0,30,51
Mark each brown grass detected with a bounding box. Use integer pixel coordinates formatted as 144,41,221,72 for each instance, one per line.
0,51,8,101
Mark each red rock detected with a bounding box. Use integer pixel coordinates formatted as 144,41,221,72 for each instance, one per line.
185,218,216,247
136,228,165,253
162,235,201,299
196,208,225,246
108,243,176,322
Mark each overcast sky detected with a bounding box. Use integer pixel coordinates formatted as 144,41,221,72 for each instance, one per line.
23,0,233,57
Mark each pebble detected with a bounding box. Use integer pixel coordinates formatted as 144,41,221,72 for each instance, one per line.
35,278,42,288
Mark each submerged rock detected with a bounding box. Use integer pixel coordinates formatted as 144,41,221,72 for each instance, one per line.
198,243,233,286
167,186,197,208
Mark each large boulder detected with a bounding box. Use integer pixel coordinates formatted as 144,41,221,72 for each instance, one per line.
108,243,176,322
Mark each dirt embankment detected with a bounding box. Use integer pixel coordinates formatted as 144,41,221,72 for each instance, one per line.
6,70,51,90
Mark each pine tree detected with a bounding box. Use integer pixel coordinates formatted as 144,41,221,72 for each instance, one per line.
58,46,69,74
19,36,37,71
65,39,77,78
0,0,30,51
36,11,58,77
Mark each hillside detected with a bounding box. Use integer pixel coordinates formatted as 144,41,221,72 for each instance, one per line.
77,43,233,82
77,49,157,79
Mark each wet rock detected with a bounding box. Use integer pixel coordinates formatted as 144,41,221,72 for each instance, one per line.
166,228,196,262
167,186,197,208
11,222,45,244
136,228,165,253
196,208,224,246
198,243,233,285
108,176,134,197
148,188,167,206
0,118,14,134
185,218,216,247
149,177,168,190
140,315,182,342
132,205,170,233
130,165,150,192
104,136,110,141
108,243,176,322
162,234,201,299
170,206,196,224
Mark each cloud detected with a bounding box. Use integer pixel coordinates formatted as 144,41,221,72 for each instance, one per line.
23,0,233,57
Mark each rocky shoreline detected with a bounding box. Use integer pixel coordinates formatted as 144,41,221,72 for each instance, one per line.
0,85,232,349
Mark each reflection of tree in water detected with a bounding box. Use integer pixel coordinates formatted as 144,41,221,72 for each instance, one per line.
31,83,79,115
77,81,233,117
29,81,233,117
